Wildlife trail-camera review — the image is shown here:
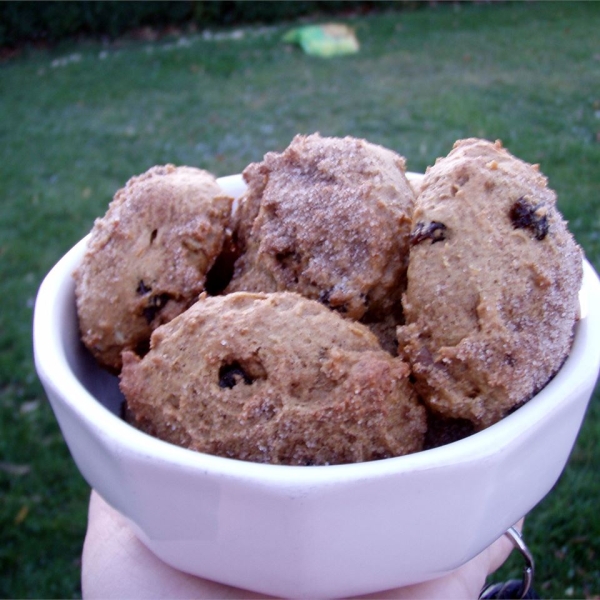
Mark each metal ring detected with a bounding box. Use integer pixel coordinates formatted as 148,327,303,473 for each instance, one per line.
479,526,536,599
505,526,535,598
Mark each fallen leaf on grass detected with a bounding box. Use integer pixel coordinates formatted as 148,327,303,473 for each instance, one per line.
14,505,29,525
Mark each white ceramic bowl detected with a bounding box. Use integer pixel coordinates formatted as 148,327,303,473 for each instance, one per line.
34,174,600,599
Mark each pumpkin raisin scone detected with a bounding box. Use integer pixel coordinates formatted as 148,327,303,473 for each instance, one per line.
120,291,426,465
74,165,233,372
226,134,415,337
398,138,583,430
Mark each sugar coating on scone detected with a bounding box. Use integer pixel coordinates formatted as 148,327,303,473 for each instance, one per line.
74,165,233,372
227,134,415,329
398,138,583,429
120,292,427,465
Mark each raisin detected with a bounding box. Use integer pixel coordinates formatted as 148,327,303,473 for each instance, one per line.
142,293,171,323
275,250,301,284
410,221,447,245
318,289,331,306
504,353,516,367
509,197,549,240
136,279,152,295
219,361,254,389
318,289,348,314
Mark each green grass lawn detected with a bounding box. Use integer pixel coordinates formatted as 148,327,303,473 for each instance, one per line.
1,2,599,597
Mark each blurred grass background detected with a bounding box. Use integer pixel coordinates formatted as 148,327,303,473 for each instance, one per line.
1,2,599,597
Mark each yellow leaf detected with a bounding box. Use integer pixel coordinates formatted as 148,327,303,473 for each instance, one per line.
15,505,29,525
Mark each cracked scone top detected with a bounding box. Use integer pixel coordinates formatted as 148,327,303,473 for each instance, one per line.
74,165,233,372
398,138,583,430
227,133,415,328
120,292,427,465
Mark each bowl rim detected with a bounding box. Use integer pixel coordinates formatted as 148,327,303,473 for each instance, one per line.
33,174,600,488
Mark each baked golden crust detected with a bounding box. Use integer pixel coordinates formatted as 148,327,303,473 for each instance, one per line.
398,139,583,429
227,134,415,329
120,291,427,465
74,165,233,372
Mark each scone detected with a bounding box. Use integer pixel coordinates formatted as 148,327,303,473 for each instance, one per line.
74,165,233,372
398,138,583,429
120,291,427,465
226,134,415,337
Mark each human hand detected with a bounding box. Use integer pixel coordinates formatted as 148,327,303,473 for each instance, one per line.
82,490,523,599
